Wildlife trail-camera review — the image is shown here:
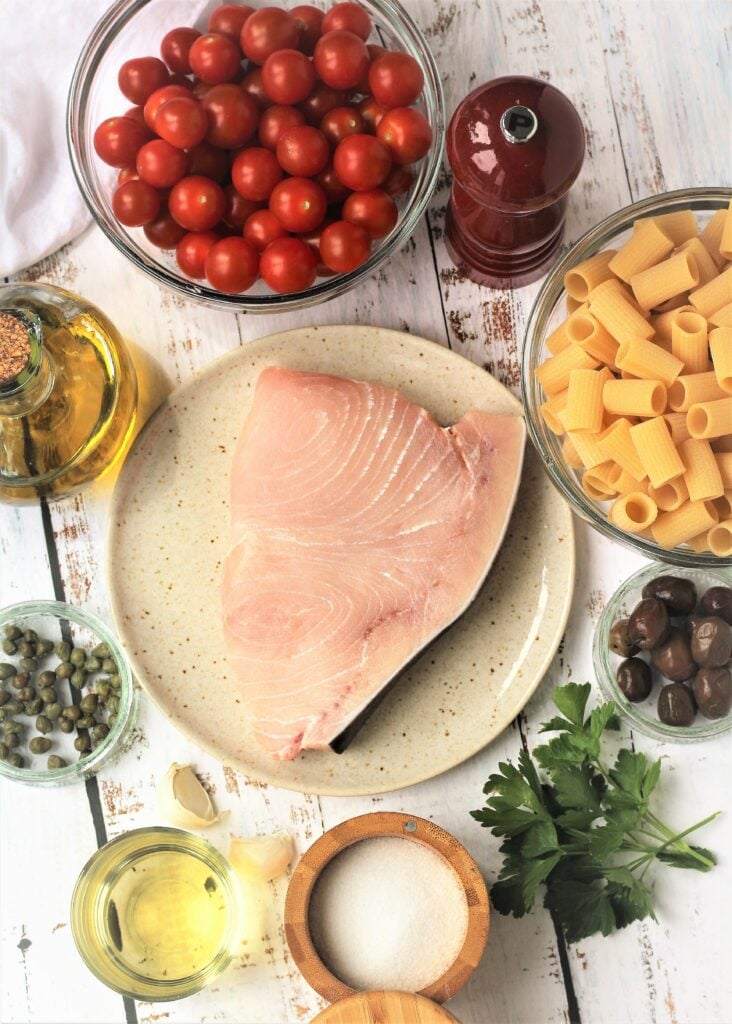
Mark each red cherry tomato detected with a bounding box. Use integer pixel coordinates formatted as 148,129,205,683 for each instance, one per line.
320,105,363,145
382,162,413,196
136,139,189,188
241,8,300,65
290,5,324,54
315,164,350,203
258,104,306,149
187,141,230,181
357,95,387,132
143,207,187,248
189,33,242,84
243,209,288,251
123,105,149,129
223,184,261,229
260,236,317,293
342,188,397,238
333,134,390,190
377,107,432,164
118,57,170,105
319,219,370,272
240,67,270,109
201,84,259,148
205,236,259,292
276,125,329,177
368,52,424,108
232,147,284,201
299,81,348,124
160,27,201,74
269,177,327,232
155,96,208,149
93,116,149,167
112,179,161,226
176,231,219,277
117,166,140,185
208,4,254,40
322,3,372,41
143,84,191,129
354,43,387,94
169,175,226,230
314,30,368,90
261,49,315,105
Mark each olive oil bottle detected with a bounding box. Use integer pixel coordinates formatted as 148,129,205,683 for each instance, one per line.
0,283,137,503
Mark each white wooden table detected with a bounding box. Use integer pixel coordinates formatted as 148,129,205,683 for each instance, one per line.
2,2,731,1022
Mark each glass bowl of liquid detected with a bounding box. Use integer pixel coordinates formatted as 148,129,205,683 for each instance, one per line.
71,827,242,1001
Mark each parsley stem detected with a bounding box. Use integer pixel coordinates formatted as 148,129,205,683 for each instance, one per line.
645,811,720,869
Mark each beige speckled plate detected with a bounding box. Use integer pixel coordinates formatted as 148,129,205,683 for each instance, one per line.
108,326,574,795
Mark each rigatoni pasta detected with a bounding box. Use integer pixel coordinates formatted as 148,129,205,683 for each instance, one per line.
678,438,724,501
689,266,732,318
700,209,727,268
629,416,685,487
616,336,683,387
564,250,617,300
609,492,658,533
709,302,732,328
564,369,605,432
608,219,673,282
668,372,726,412
589,279,655,342
720,200,732,261
651,500,719,548
602,378,666,418
671,311,708,373
630,251,700,311
710,327,732,393
687,397,732,440
652,209,698,246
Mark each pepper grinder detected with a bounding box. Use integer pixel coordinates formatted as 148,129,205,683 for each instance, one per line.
445,75,585,289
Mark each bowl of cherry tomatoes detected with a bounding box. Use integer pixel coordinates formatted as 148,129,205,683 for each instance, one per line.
67,0,444,310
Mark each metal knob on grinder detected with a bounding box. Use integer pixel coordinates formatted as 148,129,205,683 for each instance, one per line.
445,75,585,288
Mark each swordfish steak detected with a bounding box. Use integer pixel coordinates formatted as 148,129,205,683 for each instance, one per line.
222,367,526,761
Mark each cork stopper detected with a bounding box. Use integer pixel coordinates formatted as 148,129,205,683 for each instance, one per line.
0,311,32,386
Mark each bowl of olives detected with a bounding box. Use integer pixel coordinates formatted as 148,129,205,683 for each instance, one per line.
593,565,732,741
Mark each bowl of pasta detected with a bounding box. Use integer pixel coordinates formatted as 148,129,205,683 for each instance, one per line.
522,186,732,567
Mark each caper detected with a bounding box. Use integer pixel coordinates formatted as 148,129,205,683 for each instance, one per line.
29,737,52,755
19,657,37,673
0,708,9,722
2,640,17,656
3,720,22,735
22,628,37,643
10,672,28,690
108,714,117,728
84,656,101,673
91,723,110,742
76,715,95,729
108,674,121,692
36,639,54,657
92,642,111,659
38,670,56,687
0,663,17,680
5,752,23,768
106,695,120,715
62,705,81,721
4,625,21,641
47,754,66,769
58,717,74,734
101,658,117,674
18,641,35,658
70,669,86,689
70,647,86,668
74,735,91,753
44,702,62,721
5,733,20,749
56,661,74,679
55,641,71,661
24,699,44,716
38,687,57,705
4,699,22,715
35,715,52,734
96,681,111,700
0,742,7,759
80,693,98,714
0,691,9,707
18,687,35,702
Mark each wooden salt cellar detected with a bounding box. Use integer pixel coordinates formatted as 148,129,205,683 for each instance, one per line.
311,990,462,1024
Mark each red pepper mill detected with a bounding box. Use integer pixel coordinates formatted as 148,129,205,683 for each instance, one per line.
445,75,585,288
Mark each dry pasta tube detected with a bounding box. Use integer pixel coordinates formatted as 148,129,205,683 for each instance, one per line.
678,438,724,501
535,344,599,396
630,251,700,311
710,302,732,328
609,219,673,283
668,371,727,412
651,304,697,341
713,435,732,453
566,311,619,366
671,310,709,374
567,296,584,314
679,237,721,286
540,390,568,434
597,417,647,479
564,369,605,432
687,396,732,439
546,321,571,355
652,210,698,246
720,200,732,261
708,519,732,557
564,250,617,300
687,531,710,553
616,336,683,387
567,429,606,469
616,470,647,494
651,500,719,549
663,412,692,444
689,266,732,318
648,476,689,511
709,327,732,393
562,435,583,469
609,492,658,533
715,452,732,487
654,292,690,313
582,461,622,500
589,280,654,343
629,416,685,487
602,378,666,417
714,492,732,521
700,209,727,268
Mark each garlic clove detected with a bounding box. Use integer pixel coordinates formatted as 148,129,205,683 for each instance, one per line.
157,762,226,829
228,831,294,882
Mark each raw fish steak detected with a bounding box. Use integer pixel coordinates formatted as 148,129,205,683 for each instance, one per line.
222,367,526,760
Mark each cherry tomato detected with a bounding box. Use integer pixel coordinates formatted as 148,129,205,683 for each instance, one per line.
112,179,161,226
208,4,254,40
260,236,317,292
258,104,306,149
320,105,363,145
342,188,397,238
117,166,140,185
357,95,387,132
118,57,170,105
223,184,261,229
136,139,189,188
319,219,370,272
314,30,369,90
333,134,390,190
169,175,226,230
269,177,327,232
231,147,284,201
315,164,350,203
201,84,259,147
143,208,187,248
187,141,230,181
290,5,324,54
377,107,432,164
143,84,191,129
299,81,348,124
155,96,208,149
93,116,150,167
276,125,329,177
382,162,413,196
189,33,242,84
261,49,315,105
205,236,259,292
123,105,149,129
368,52,424,108
243,209,288,251
322,3,372,41
240,67,270,109
241,8,300,64
176,231,219,277
355,43,386,94
160,27,201,74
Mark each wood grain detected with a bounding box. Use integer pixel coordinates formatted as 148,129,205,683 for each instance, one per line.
311,991,462,1024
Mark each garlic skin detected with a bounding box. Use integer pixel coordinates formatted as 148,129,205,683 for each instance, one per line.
228,832,294,882
158,762,225,829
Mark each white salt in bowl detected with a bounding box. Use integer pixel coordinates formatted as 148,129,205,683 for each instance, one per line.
284,812,489,1005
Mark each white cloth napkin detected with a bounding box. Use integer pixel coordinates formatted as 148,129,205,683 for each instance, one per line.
0,0,105,277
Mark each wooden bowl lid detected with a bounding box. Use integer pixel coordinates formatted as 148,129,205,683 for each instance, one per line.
311,990,463,1023
284,812,489,1005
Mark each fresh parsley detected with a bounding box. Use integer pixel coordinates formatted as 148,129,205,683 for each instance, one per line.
471,683,719,943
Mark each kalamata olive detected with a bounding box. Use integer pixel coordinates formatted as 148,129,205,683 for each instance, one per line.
700,586,732,625
609,618,639,657
628,598,670,650
616,657,653,702
657,682,696,727
650,627,697,682
690,616,732,668
692,666,732,719
641,575,697,616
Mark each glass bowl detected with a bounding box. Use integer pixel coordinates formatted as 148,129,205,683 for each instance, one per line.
67,0,445,313
593,562,732,742
71,827,242,1000
0,600,137,785
522,186,732,568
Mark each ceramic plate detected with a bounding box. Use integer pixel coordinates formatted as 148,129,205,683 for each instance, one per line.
108,326,574,795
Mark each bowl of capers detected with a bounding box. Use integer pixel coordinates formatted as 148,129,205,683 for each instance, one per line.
0,601,137,785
